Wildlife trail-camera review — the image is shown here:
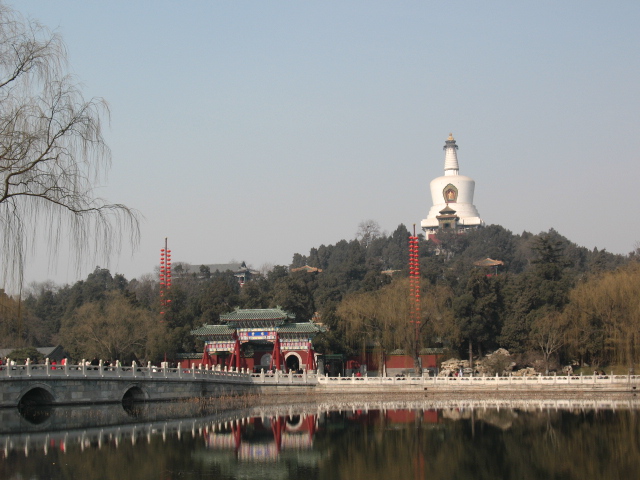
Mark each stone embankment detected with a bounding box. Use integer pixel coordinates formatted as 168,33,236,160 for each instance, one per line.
3,360,638,408
316,373,640,393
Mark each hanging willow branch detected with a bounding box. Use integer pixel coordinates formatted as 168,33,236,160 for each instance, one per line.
0,4,140,289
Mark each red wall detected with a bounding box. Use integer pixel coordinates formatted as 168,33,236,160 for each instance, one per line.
348,353,441,371
182,350,439,371
181,350,314,371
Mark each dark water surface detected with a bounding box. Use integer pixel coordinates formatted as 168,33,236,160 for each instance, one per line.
1,397,639,480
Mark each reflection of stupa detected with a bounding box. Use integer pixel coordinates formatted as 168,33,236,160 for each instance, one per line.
421,134,484,237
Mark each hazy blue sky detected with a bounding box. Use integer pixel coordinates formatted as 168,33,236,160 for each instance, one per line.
10,1,640,287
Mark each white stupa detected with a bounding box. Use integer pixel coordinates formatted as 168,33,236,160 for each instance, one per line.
421,134,483,237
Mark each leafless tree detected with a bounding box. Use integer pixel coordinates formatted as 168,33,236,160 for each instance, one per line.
59,291,159,362
530,311,566,375
565,263,640,372
0,4,139,289
338,278,453,375
355,219,382,248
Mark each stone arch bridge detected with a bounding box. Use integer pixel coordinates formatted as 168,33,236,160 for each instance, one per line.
0,363,316,408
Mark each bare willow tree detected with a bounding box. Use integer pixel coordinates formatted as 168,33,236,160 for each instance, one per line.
338,278,453,375
338,279,410,375
59,291,160,362
0,4,139,288
565,264,640,372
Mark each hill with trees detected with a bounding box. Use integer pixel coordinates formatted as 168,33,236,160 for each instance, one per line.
1,222,636,372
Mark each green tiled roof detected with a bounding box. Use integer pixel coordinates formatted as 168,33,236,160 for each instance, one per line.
219,308,295,322
191,321,325,337
190,325,235,336
277,322,326,333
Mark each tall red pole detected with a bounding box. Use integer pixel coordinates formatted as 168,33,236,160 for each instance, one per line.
409,225,421,370
159,237,172,317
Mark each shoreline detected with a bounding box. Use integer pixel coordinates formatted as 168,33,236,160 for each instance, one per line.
2,389,638,440
249,389,640,405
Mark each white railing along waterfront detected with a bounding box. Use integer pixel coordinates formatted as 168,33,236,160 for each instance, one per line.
0,360,324,385
0,359,251,382
0,359,321,385
3,359,639,388
249,370,318,384
317,372,640,388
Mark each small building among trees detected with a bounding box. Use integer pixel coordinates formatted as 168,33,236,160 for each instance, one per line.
175,261,259,286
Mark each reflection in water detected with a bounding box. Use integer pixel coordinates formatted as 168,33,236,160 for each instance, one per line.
122,401,148,419
203,413,318,461
1,398,640,479
16,404,53,426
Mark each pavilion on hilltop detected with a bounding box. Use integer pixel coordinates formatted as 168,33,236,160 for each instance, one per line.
473,257,504,276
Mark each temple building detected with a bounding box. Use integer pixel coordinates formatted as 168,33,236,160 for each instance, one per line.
190,308,325,372
175,261,259,286
421,134,484,238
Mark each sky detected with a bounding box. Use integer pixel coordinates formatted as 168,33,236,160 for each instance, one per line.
8,1,640,288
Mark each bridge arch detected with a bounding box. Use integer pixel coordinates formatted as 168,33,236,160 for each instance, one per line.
121,384,148,407
17,384,55,408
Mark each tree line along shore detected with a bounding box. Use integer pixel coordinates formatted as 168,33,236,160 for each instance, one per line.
2,224,639,377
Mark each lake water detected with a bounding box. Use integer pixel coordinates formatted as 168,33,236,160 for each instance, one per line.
1,396,639,479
